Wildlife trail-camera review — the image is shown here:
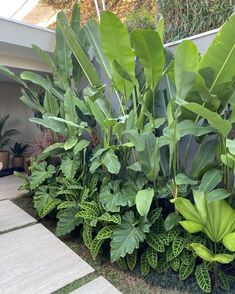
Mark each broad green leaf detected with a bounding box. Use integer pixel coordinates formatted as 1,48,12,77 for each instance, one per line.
0,65,27,87
199,14,235,95
221,153,235,169
60,157,78,178
191,243,234,264
57,19,101,87
178,120,214,137
54,12,73,82
164,212,182,231
171,197,201,223
179,220,203,233
182,102,232,137
199,168,222,192
34,186,59,217
30,116,68,136
64,89,79,136
223,232,235,251
99,182,120,212
43,92,59,116
33,45,68,88
195,263,211,293
140,251,150,276
85,19,111,79
74,139,90,155
191,139,217,178
191,243,214,262
136,188,154,217
193,190,207,224
70,3,80,35
207,188,230,203
110,211,150,262
131,29,164,91
174,40,199,100
101,11,135,98
20,71,51,91
138,131,160,180
30,162,55,190
123,130,145,152
175,173,197,185
127,250,137,270
226,139,235,155
43,142,65,156
56,207,82,236
101,149,120,174
20,89,45,114
64,138,78,150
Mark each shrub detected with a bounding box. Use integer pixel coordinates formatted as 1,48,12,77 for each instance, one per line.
124,8,156,32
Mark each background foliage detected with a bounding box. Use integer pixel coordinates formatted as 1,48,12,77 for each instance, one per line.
159,0,234,42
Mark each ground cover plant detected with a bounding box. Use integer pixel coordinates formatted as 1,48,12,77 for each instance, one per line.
1,4,235,293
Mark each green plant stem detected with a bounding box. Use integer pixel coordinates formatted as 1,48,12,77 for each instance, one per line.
184,102,206,170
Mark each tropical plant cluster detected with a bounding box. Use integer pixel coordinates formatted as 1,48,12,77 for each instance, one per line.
1,4,235,293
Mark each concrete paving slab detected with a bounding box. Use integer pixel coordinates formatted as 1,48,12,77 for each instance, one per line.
0,223,94,294
71,276,122,294
0,174,28,200
0,200,36,233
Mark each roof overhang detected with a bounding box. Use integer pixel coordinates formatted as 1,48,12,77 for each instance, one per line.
0,16,219,81
0,16,55,73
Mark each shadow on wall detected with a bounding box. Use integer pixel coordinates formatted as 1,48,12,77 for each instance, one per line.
0,82,36,147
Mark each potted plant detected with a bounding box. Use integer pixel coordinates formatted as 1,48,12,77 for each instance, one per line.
0,115,18,170
10,143,27,170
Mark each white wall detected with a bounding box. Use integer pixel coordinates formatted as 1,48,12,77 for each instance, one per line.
0,82,36,147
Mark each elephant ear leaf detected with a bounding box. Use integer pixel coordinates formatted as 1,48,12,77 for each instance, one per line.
199,14,235,95
56,207,82,236
110,211,151,262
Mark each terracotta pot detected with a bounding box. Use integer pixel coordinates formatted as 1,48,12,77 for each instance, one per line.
0,151,9,170
12,156,24,169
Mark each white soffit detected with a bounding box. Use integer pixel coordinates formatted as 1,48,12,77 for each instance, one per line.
0,16,55,72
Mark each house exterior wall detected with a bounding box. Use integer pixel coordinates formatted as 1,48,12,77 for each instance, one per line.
0,82,36,147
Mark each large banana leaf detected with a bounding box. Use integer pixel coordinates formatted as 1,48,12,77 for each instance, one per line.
191,139,217,178
54,12,73,83
85,19,111,79
181,102,232,137
199,14,235,95
64,89,79,136
131,29,164,92
32,45,68,89
0,65,27,87
20,71,51,91
174,40,199,100
57,19,102,87
100,11,135,99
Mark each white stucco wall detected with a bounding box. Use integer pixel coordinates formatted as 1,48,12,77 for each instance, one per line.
0,82,36,147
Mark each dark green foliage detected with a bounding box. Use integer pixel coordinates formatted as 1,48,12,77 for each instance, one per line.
195,264,211,293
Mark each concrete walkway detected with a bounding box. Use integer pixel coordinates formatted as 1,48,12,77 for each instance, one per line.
0,177,122,294
0,174,28,200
